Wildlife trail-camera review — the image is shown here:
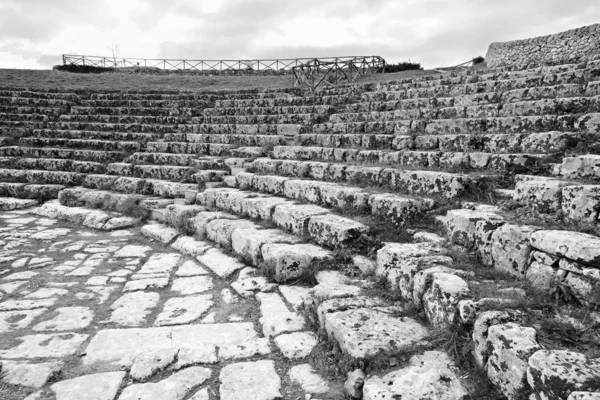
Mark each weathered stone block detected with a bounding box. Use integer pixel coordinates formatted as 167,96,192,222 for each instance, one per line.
362,351,468,400
307,214,369,248
561,185,600,223
421,272,470,326
231,227,299,266
261,243,332,282
530,230,600,268
472,310,526,367
491,224,537,277
486,323,541,400
527,350,600,400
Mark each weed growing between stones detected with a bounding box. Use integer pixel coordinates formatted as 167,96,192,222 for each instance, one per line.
425,325,506,400
0,376,35,400
500,200,600,237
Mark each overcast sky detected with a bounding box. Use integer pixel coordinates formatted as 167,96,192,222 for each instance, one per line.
1,0,599,70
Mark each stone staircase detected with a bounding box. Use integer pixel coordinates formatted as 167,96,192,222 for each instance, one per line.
1,60,600,399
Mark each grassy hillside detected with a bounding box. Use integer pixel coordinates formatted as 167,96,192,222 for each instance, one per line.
0,68,441,92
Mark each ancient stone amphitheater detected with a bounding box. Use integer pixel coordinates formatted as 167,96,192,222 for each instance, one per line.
1,25,600,400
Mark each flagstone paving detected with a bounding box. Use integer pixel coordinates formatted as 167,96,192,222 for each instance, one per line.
0,209,338,399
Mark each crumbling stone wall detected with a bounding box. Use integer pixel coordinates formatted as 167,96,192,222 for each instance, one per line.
486,23,600,67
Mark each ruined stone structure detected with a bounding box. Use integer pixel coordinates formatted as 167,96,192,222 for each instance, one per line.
486,23,600,67
1,47,600,399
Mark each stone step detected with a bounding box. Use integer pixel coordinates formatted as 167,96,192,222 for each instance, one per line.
45,121,177,133
70,106,204,117
214,95,351,108
363,83,586,104
178,123,305,136
0,120,45,130
193,170,229,184
226,172,434,227
0,90,79,100
553,154,600,180
33,129,161,142
206,113,323,126
79,99,210,108
126,152,205,166
0,105,65,116
145,142,233,156
0,196,38,210
196,187,372,249
58,187,174,213
298,131,582,154
0,146,126,163
32,200,139,230
267,148,550,173
204,105,334,117
152,208,335,282
107,163,198,182
0,157,107,174
335,96,598,122
0,168,85,185
164,133,287,147
245,159,494,199
19,138,142,152
438,205,600,306
58,114,192,125
83,174,197,198
0,96,72,107
0,182,59,202
587,80,600,96
0,113,49,122
513,175,600,224
313,114,581,135
375,68,588,94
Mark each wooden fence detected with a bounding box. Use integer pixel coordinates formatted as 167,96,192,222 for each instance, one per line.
291,56,386,90
62,54,385,76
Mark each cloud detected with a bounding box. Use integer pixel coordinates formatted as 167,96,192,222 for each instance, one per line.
0,0,599,69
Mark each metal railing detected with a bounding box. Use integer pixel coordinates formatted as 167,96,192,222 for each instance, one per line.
62,54,384,75
291,56,386,90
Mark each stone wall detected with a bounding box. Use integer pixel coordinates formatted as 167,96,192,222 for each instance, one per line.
486,23,600,67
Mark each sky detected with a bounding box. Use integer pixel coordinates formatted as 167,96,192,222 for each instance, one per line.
1,0,599,70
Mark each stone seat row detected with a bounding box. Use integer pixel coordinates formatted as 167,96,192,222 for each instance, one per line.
513,174,600,223
370,60,598,90
335,96,600,122
213,95,352,108
19,137,141,152
203,105,335,117
0,105,67,116
440,204,600,306
0,89,80,100
0,156,108,174
0,181,66,201
1,120,179,133
347,83,598,112
311,113,599,135
107,162,228,184
57,114,189,125
195,187,373,250
69,106,205,117
223,172,434,228
373,65,597,94
33,128,162,142
364,76,593,102
363,83,592,105
267,146,550,173
297,130,582,154
0,96,73,108
0,146,127,163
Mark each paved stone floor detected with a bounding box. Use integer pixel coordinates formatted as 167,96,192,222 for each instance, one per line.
0,209,341,400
